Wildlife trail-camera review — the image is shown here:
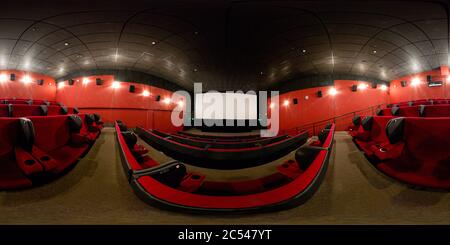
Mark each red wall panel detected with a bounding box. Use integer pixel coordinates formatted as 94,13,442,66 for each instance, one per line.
0,70,56,101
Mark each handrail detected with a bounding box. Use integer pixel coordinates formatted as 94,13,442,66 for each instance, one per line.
280,103,388,136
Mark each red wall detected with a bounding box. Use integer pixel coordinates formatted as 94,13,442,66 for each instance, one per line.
390,66,450,103
271,80,390,133
0,70,56,101
55,75,183,132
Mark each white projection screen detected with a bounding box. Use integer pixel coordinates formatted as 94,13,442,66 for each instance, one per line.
195,92,258,120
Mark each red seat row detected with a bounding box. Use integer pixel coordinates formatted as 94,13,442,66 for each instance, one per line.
1,98,59,106
387,99,449,108
351,116,450,189
376,104,450,117
0,114,104,190
0,104,78,117
115,120,334,212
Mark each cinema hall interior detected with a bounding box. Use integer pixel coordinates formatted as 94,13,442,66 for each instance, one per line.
0,0,449,226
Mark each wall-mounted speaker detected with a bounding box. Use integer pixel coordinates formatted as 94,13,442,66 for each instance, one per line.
156,95,161,101
10,73,15,81
96,78,103,85
426,75,432,82
351,85,357,92
129,85,135,93
401,81,407,87
37,79,44,86
293,98,298,104
68,79,75,85
317,91,322,98
371,82,377,88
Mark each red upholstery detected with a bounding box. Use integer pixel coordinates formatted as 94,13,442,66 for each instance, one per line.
12,105,44,117
353,116,393,157
424,105,450,117
0,104,9,117
397,106,420,117
377,118,450,189
47,106,61,115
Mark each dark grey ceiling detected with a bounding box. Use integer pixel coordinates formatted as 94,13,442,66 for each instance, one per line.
0,0,448,91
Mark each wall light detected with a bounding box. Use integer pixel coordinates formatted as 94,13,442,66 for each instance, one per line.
357,83,369,90
0,73,7,83
142,90,150,97
380,84,388,91
112,81,121,89
411,77,421,87
21,75,32,84
283,100,289,106
269,102,275,109
82,77,90,85
447,76,450,83
328,87,338,96
163,97,171,104
57,81,65,89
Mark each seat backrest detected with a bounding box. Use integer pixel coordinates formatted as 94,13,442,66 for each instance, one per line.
0,104,11,117
0,118,19,157
368,116,393,143
47,105,61,115
12,105,44,117
402,118,450,162
423,105,450,117
398,106,419,117
29,116,71,152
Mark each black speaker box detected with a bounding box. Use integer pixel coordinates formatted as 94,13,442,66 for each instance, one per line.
37,79,44,86
156,95,161,101
317,91,322,97
96,78,103,85
351,85,357,92
293,98,298,104
426,75,432,82
129,85,135,93
68,79,75,85
10,73,15,81
401,81,407,87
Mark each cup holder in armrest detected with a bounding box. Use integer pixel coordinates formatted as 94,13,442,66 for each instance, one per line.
25,159,36,166
379,148,387,153
40,156,51,161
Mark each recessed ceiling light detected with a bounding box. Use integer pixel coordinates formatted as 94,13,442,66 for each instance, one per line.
64,42,70,46
372,50,377,54
301,49,307,53
193,68,198,72
151,41,157,45
260,71,264,75
194,31,199,35
31,27,39,32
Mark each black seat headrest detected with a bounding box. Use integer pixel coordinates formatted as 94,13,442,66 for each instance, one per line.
418,105,426,117
391,106,400,116
73,107,79,114
68,115,83,132
317,129,329,144
361,116,373,131
7,104,13,117
295,146,321,170
352,115,361,126
3,100,8,104
408,101,413,106
18,118,35,152
118,123,128,132
60,106,68,115
85,114,95,125
386,104,392,108
386,117,405,144
121,131,137,149
429,100,434,105
26,100,33,105
116,120,123,124
324,123,332,130
150,163,187,188
376,108,383,116
93,113,101,122
39,105,48,116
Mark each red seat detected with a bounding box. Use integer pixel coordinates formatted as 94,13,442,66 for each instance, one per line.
423,105,450,117
0,104,11,117
353,116,395,158
12,105,46,117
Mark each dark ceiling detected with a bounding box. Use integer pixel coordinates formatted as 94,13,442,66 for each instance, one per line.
0,0,448,91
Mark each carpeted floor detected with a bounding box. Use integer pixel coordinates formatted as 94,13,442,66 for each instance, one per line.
1,128,450,224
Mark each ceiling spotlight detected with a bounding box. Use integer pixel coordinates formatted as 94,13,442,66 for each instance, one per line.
194,31,199,35
163,97,171,104
0,73,7,83
411,77,421,87
260,71,264,76
380,84,388,91
112,81,121,89
301,49,307,53
31,27,39,31
412,63,419,71
328,87,338,96
82,77,90,85
151,41,157,45
193,68,198,72
64,42,70,46
283,100,289,106
372,50,377,54
21,75,32,84
143,90,150,97
59,67,64,73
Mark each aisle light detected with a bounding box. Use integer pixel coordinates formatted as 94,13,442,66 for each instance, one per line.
411,77,421,87
0,73,7,83
328,87,338,96
112,81,121,89
380,84,388,91
142,90,150,97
